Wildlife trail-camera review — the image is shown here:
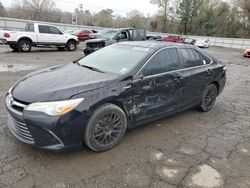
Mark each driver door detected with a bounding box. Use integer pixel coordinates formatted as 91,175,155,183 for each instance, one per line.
132,47,183,122
48,26,67,44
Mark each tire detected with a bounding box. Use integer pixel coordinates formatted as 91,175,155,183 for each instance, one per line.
84,103,127,152
66,40,76,51
18,40,32,52
198,84,218,112
9,44,18,51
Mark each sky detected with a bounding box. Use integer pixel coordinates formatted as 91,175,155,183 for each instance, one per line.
0,0,159,16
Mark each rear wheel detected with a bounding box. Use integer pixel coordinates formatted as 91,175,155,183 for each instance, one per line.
84,104,127,152
198,84,218,112
66,40,76,51
9,44,18,51
18,40,32,52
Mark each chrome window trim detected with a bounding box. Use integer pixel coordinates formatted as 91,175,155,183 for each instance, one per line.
134,46,213,80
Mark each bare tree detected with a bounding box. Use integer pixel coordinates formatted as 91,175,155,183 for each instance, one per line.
127,10,145,28
0,2,6,17
150,0,169,32
13,0,59,21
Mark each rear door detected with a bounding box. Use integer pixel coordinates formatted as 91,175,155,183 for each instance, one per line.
133,47,183,122
177,47,212,108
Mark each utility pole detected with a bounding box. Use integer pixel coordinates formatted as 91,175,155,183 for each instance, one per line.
79,4,83,25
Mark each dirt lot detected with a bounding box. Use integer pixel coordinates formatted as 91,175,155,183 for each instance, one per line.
0,44,250,188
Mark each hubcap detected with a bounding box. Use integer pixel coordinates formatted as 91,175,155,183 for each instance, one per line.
21,43,30,51
93,112,123,146
69,43,75,50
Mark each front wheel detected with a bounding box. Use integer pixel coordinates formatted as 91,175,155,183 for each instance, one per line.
84,104,127,152
66,40,76,51
198,84,218,112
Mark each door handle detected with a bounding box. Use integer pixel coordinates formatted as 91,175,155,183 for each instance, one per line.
207,69,212,75
174,76,184,81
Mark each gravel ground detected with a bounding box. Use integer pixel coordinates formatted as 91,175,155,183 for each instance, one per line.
0,44,250,188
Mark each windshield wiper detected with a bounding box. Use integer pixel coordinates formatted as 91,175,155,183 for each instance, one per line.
73,61,105,73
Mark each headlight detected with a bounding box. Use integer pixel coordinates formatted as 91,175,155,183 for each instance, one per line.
25,98,84,116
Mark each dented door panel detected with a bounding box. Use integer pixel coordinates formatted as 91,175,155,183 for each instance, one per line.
133,72,183,122
179,66,212,108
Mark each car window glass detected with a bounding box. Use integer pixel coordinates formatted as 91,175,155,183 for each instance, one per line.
38,25,50,33
79,44,151,75
198,51,211,65
25,24,34,32
49,26,62,34
179,48,203,68
141,48,179,76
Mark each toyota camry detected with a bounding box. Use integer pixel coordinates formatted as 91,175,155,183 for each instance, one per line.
5,41,226,152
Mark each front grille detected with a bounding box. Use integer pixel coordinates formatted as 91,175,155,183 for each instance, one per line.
86,42,104,48
8,114,34,144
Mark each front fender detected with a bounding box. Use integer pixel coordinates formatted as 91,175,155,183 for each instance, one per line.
73,81,134,119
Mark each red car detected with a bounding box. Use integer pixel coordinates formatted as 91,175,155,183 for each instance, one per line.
75,30,97,41
162,35,184,43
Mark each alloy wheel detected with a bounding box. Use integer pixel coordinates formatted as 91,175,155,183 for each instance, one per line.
93,112,123,146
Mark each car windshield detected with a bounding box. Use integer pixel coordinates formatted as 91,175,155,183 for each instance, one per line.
78,44,152,75
99,29,118,39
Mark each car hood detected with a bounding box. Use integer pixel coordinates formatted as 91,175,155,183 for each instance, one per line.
65,34,78,39
85,38,109,44
11,63,118,103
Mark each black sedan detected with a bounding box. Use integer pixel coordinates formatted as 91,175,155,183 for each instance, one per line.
5,41,227,152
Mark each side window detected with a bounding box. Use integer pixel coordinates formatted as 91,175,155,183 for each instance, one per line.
197,51,211,65
141,48,179,76
38,25,50,34
49,26,62,34
25,24,34,32
179,48,203,68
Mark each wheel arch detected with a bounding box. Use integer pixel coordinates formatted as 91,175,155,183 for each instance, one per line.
18,37,33,44
209,81,220,96
67,38,78,44
89,98,130,123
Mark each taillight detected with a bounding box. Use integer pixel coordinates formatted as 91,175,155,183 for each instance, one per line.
223,66,227,73
4,33,10,38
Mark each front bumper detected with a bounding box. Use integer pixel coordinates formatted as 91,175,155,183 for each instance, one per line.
83,47,102,56
5,94,90,151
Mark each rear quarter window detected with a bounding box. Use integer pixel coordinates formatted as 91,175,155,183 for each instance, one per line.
179,48,204,68
25,24,34,32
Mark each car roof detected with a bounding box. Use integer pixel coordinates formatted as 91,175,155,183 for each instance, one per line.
117,41,194,51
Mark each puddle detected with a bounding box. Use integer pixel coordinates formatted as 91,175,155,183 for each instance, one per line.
191,165,222,188
0,63,39,72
